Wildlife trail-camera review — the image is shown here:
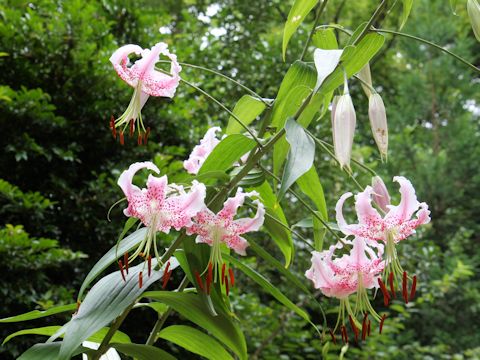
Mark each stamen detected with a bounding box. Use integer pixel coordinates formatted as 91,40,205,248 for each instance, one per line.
165,261,171,275
225,275,230,296
229,268,235,287
378,278,391,306
329,329,337,345
124,252,129,274
221,263,226,285
110,116,117,139
409,275,417,301
389,272,396,298
137,133,142,146
129,120,134,137
379,314,387,334
118,260,126,281
148,255,152,277
162,270,172,289
348,315,358,343
195,271,204,292
139,271,143,288
206,262,213,294
402,271,408,304
341,325,348,343
144,127,151,144
119,132,125,145
362,313,368,341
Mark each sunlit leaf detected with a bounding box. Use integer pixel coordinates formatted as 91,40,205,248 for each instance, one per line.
400,0,414,29
0,304,76,323
312,28,338,49
226,95,266,135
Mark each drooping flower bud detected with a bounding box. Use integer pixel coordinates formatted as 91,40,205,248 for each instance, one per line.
332,83,356,169
368,93,388,160
357,63,373,98
371,176,391,213
467,0,480,41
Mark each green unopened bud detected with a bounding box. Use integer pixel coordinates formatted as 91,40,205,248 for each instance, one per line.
368,93,388,160
468,0,480,41
357,63,373,98
332,86,356,169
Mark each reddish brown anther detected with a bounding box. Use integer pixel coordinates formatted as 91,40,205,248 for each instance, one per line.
229,268,235,287
410,275,417,301
341,325,348,344
206,262,213,294
379,314,387,334
139,271,143,288
164,261,171,275
402,271,408,304
329,329,337,345
221,263,226,285
129,120,134,137
147,255,152,277
389,272,396,298
348,315,359,343
225,275,230,296
119,132,125,145
144,127,151,144
162,270,172,289
124,252,129,274
195,271,204,292
110,116,117,139
378,278,391,306
362,313,368,341
118,260,126,281
137,134,142,146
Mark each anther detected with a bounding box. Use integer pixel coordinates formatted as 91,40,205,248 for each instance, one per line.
124,252,129,274
137,133,142,146
379,314,387,334
144,127,150,144
129,120,134,137
348,315,359,343
229,268,235,287
195,271,204,292
410,275,417,301
118,260,126,281
221,263,226,285
402,271,408,304
362,313,368,341
119,132,124,145
225,275,230,296
138,271,143,288
341,325,348,344
165,261,171,275
162,270,172,289
206,262,213,295
378,278,391,306
389,272,396,298
148,255,152,277
329,329,337,345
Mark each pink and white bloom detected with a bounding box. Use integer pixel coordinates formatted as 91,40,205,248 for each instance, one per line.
109,42,182,143
183,127,221,174
332,82,356,169
118,161,206,262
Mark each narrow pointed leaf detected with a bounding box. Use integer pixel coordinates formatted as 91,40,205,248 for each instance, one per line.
312,28,339,49
400,0,414,29
18,343,89,360
226,95,266,134
0,304,76,323
111,343,176,360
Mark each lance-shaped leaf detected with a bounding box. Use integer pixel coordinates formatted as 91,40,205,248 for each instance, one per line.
18,343,89,360
158,325,234,360
278,118,315,199
78,227,148,299
400,0,414,30
58,259,177,360
0,304,76,323
226,95,266,135
282,0,318,59
312,28,339,49
111,343,176,360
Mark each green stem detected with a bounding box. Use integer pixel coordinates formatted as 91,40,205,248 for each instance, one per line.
373,28,480,73
352,0,388,46
300,0,329,61
145,275,190,345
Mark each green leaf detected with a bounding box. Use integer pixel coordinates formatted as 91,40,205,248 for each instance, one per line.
282,0,318,59
18,343,88,360
3,326,130,345
112,343,176,360
296,166,327,219
312,28,339,49
59,259,175,360
400,0,413,29
194,171,230,184
251,181,293,266
78,227,148,299
158,325,234,360
278,118,315,199
134,302,170,316
320,33,385,95
0,304,76,323
198,134,256,175
226,95,266,135
224,254,320,335
230,167,266,188
143,292,247,360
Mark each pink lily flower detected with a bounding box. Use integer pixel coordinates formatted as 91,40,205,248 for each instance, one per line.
183,127,222,174
109,42,182,144
336,176,430,299
118,161,206,264
305,237,384,341
187,188,265,293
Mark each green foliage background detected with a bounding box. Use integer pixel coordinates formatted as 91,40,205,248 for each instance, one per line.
0,0,479,358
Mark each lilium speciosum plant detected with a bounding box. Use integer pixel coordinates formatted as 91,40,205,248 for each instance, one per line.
335,176,430,304
187,188,265,295
109,42,182,144
117,161,206,285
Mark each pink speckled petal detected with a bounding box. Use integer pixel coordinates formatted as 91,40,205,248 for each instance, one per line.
109,44,143,87
228,235,249,256
184,127,222,175
385,176,420,223
371,176,391,212
234,199,265,233
354,186,383,225
219,189,259,220
117,161,160,199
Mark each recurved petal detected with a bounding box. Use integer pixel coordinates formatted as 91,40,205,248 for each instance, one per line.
354,186,383,225
234,199,265,233
227,235,249,256
176,180,207,217
110,44,143,87
335,192,355,235
218,189,259,220
385,176,420,223
117,161,160,198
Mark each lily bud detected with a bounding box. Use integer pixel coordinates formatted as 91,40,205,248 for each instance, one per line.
371,176,391,212
357,63,373,98
467,0,480,41
368,93,388,160
332,89,356,170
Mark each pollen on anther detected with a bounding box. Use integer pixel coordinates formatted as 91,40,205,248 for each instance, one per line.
410,275,417,301
348,315,359,342
228,268,235,287
129,120,134,137
119,132,125,145
195,271,204,292
124,252,129,274
221,263,226,285
162,269,172,289
144,127,151,144
225,275,230,296
402,271,408,304
138,271,143,288
137,134,142,146
148,255,152,277
362,313,368,341
118,260,126,282
379,314,387,334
